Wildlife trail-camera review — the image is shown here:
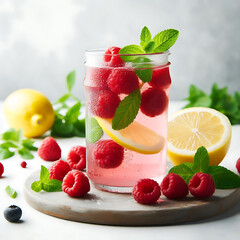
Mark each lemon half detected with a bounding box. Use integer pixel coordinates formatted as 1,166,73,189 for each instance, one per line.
95,117,165,154
167,107,232,166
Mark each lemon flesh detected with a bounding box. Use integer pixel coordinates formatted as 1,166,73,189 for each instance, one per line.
167,107,232,166
4,89,55,138
95,117,165,154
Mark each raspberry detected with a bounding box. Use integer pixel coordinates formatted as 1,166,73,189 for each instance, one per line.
67,146,86,171
62,170,90,197
188,173,215,199
236,158,240,174
93,140,124,168
107,69,139,94
49,159,71,181
132,179,161,204
85,66,111,89
0,162,4,177
140,87,168,117
104,46,124,67
149,67,171,88
20,161,27,168
91,90,120,118
160,173,189,199
38,137,61,161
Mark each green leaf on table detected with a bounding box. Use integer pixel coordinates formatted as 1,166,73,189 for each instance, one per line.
0,142,18,149
169,162,195,184
40,165,50,182
5,185,17,198
153,29,179,52
192,146,209,173
112,89,141,130
119,45,144,62
1,128,19,141
18,147,34,159
66,70,76,92
206,166,240,189
42,179,62,192
87,117,103,143
65,102,81,123
0,147,15,160
22,139,38,151
140,26,152,48
31,181,42,193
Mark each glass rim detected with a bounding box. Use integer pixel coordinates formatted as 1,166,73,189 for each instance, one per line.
85,48,170,57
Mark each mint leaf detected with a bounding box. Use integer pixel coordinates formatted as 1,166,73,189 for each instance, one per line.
133,57,153,83
192,146,209,173
1,128,19,141
0,147,15,160
65,102,81,123
22,139,38,151
42,179,62,192
119,45,144,62
31,181,42,192
54,93,70,105
206,166,240,189
169,163,195,184
18,147,34,159
73,119,86,138
5,185,17,198
40,165,50,182
140,26,152,48
87,117,103,143
144,41,155,53
112,89,141,130
0,142,18,149
153,29,179,52
66,70,76,92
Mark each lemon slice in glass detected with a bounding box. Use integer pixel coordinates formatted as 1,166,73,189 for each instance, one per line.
167,107,232,166
95,117,165,154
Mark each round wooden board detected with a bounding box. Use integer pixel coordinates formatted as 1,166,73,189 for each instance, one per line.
24,171,240,226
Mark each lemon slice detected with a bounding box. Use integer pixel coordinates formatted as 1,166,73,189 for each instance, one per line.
95,117,165,154
167,107,232,166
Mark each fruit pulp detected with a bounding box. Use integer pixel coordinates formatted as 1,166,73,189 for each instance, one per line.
84,62,171,193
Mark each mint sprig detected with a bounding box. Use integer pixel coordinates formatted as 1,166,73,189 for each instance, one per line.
51,71,85,138
112,26,179,130
169,146,240,189
0,129,38,160
5,185,17,198
31,165,62,192
183,83,240,125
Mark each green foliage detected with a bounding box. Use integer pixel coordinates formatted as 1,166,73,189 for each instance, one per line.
5,185,17,198
183,83,240,125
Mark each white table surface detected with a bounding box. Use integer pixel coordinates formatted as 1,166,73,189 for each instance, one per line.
0,101,240,240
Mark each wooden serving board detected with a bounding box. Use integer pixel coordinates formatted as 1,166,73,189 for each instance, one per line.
24,171,240,226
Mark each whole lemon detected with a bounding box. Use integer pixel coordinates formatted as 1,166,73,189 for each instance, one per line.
4,89,55,138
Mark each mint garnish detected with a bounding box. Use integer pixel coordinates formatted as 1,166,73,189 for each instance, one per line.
0,128,38,160
87,117,103,143
112,26,179,130
51,71,85,138
31,165,62,192
5,185,17,198
112,89,141,130
169,146,240,189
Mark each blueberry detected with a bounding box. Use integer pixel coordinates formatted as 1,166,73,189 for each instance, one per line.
4,205,22,222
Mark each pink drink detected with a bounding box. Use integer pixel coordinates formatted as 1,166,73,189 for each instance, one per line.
84,50,171,192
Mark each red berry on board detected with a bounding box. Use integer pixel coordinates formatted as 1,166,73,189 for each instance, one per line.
104,46,124,67
236,158,240,174
20,161,27,168
38,137,61,161
107,69,139,94
91,90,120,118
149,67,171,88
62,170,90,198
132,178,161,204
188,173,215,199
140,87,168,117
160,173,189,199
93,140,124,169
67,146,86,171
49,159,71,181
0,162,4,177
